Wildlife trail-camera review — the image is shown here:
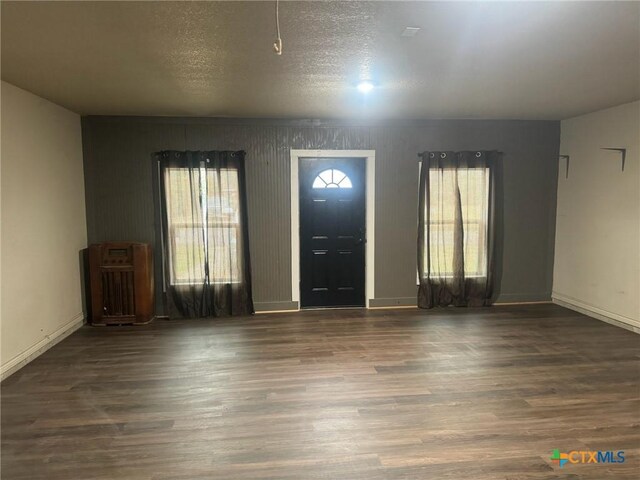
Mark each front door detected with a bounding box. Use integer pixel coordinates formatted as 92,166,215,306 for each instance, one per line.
299,158,366,308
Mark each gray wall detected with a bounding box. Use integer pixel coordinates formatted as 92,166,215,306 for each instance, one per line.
81,117,560,312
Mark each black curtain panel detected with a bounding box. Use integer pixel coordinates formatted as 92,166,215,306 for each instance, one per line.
417,150,499,308
157,150,254,318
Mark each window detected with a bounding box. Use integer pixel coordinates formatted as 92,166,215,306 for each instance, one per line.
423,167,490,278
312,169,353,189
164,167,242,285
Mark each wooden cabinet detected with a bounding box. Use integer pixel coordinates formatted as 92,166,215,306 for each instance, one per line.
88,243,154,325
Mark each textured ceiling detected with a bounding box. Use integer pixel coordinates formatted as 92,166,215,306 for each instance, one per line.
1,1,639,119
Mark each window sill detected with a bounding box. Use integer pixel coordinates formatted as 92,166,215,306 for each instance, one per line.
417,275,487,286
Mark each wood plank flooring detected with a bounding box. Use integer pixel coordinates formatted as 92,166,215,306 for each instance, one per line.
1,304,639,479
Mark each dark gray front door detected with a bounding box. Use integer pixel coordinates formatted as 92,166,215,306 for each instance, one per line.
299,158,366,308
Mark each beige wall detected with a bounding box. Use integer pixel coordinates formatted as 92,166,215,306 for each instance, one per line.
553,101,640,330
1,81,87,377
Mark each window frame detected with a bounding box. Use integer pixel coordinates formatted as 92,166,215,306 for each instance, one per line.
164,166,243,286
417,161,490,282
311,168,353,189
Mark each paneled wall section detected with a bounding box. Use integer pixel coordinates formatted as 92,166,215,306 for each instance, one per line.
82,117,560,312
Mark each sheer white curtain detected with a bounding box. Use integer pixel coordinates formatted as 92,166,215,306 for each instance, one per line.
165,167,243,285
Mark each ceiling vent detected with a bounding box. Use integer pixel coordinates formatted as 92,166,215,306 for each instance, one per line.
401,27,421,38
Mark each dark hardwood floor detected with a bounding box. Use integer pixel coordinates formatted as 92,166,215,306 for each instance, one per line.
1,304,639,479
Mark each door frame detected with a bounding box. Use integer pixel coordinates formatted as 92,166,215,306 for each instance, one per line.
290,149,375,309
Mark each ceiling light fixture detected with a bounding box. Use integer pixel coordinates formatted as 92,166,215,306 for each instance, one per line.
357,81,374,93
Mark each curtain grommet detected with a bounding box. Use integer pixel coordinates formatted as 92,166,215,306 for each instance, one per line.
476,151,482,157
440,153,446,159
429,153,435,158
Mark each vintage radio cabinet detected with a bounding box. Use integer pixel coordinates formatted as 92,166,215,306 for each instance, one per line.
88,243,154,325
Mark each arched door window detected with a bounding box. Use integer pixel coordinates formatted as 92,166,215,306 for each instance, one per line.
312,169,353,189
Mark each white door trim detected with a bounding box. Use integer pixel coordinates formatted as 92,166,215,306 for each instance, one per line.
290,149,375,309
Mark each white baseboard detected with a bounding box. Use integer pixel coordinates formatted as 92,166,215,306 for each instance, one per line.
1,313,86,380
552,293,640,334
